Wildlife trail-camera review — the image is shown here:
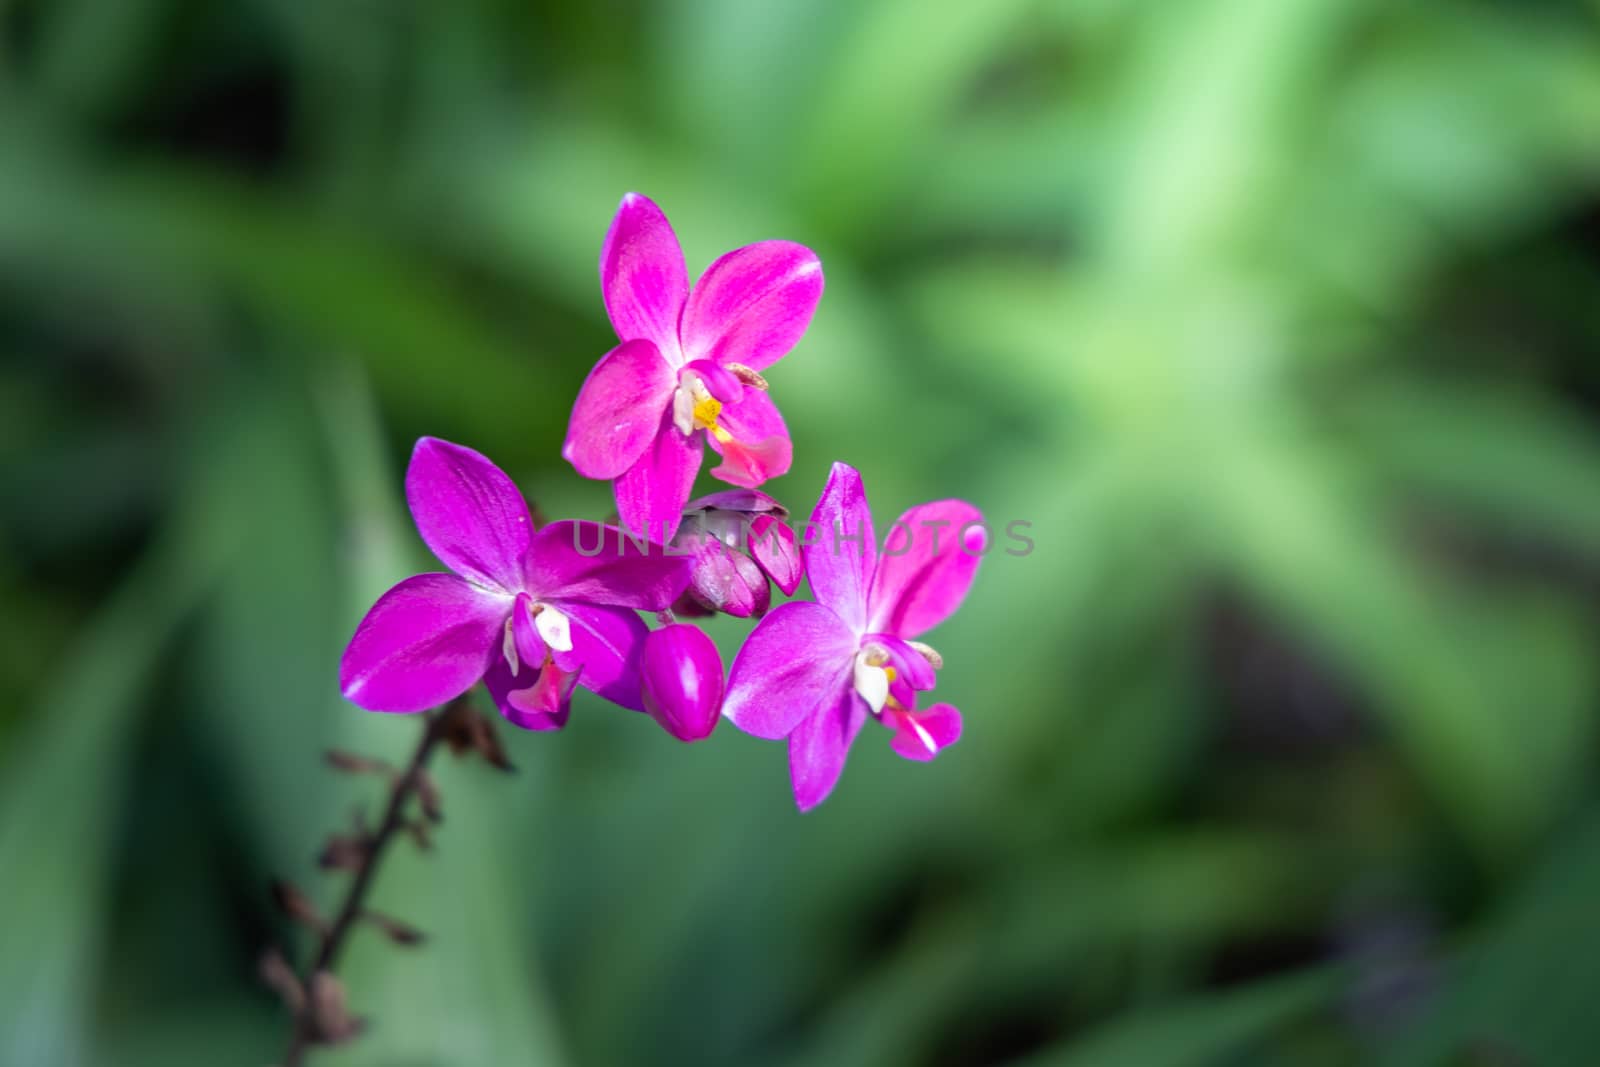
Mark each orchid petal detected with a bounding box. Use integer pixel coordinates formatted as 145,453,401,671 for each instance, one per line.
888,703,963,763
340,573,510,712
485,655,579,732
549,601,649,711
749,514,802,595
681,240,823,372
641,623,725,742
509,592,546,673
722,600,858,740
730,551,772,617
680,359,744,405
406,437,532,593
685,488,786,514
802,462,875,632
526,520,692,610
788,687,869,811
708,388,791,488
867,500,985,638
865,633,937,691
613,411,704,542
600,193,687,360
684,536,769,618
563,339,677,479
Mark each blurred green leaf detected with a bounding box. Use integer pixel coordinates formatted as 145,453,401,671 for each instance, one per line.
1018,966,1340,1067
1384,806,1600,1066
0,400,252,1065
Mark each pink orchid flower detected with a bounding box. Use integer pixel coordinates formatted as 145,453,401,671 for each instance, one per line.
339,438,691,731
563,193,824,541
722,463,983,810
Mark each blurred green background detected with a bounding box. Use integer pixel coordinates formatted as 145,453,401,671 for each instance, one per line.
5,1,1600,1064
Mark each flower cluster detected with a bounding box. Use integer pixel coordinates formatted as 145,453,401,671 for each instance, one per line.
340,194,982,809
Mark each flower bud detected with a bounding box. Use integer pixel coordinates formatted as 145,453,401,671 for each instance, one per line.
641,623,724,742
673,491,803,615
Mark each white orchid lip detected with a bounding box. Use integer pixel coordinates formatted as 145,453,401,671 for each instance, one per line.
853,643,894,714
533,602,573,653
506,602,575,675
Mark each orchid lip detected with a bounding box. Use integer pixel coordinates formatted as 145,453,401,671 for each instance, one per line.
853,644,893,714
503,599,574,677
900,713,939,755
533,602,573,653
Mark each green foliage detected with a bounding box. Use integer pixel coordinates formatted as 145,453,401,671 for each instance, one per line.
3,0,1600,1063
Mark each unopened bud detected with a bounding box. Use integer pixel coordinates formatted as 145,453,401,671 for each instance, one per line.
259,947,305,1013
406,818,434,851
441,703,516,772
318,832,371,872
325,750,391,776
307,971,365,1045
271,880,327,936
362,909,427,946
641,624,725,743
413,769,444,823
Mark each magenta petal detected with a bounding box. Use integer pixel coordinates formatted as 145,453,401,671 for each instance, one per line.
406,438,533,593
613,412,704,542
788,687,869,811
731,552,772,617
641,623,725,742
685,488,786,514
708,389,791,488
867,500,985,638
749,514,802,596
722,601,858,740
526,521,692,610
340,573,510,712
563,340,676,479
510,593,546,670
600,193,688,360
550,601,649,711
802,462,875,633
485,655,579,732
867,633,937,691
680,240,824,372
681,359,744,405
888,702,962,763
684,537,767,618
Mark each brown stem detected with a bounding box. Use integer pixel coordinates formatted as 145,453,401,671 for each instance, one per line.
279,705,453,1066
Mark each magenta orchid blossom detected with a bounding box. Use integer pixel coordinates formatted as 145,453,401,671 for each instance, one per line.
339,438,691,731
302,197,979,1063
338,199,977,812
563,193,824,541
722,463,983,810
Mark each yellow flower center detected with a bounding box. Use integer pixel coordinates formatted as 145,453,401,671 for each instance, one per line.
676,375,735,444
692,395,731,443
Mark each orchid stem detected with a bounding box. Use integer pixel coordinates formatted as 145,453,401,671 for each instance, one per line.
279,702,454,1066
